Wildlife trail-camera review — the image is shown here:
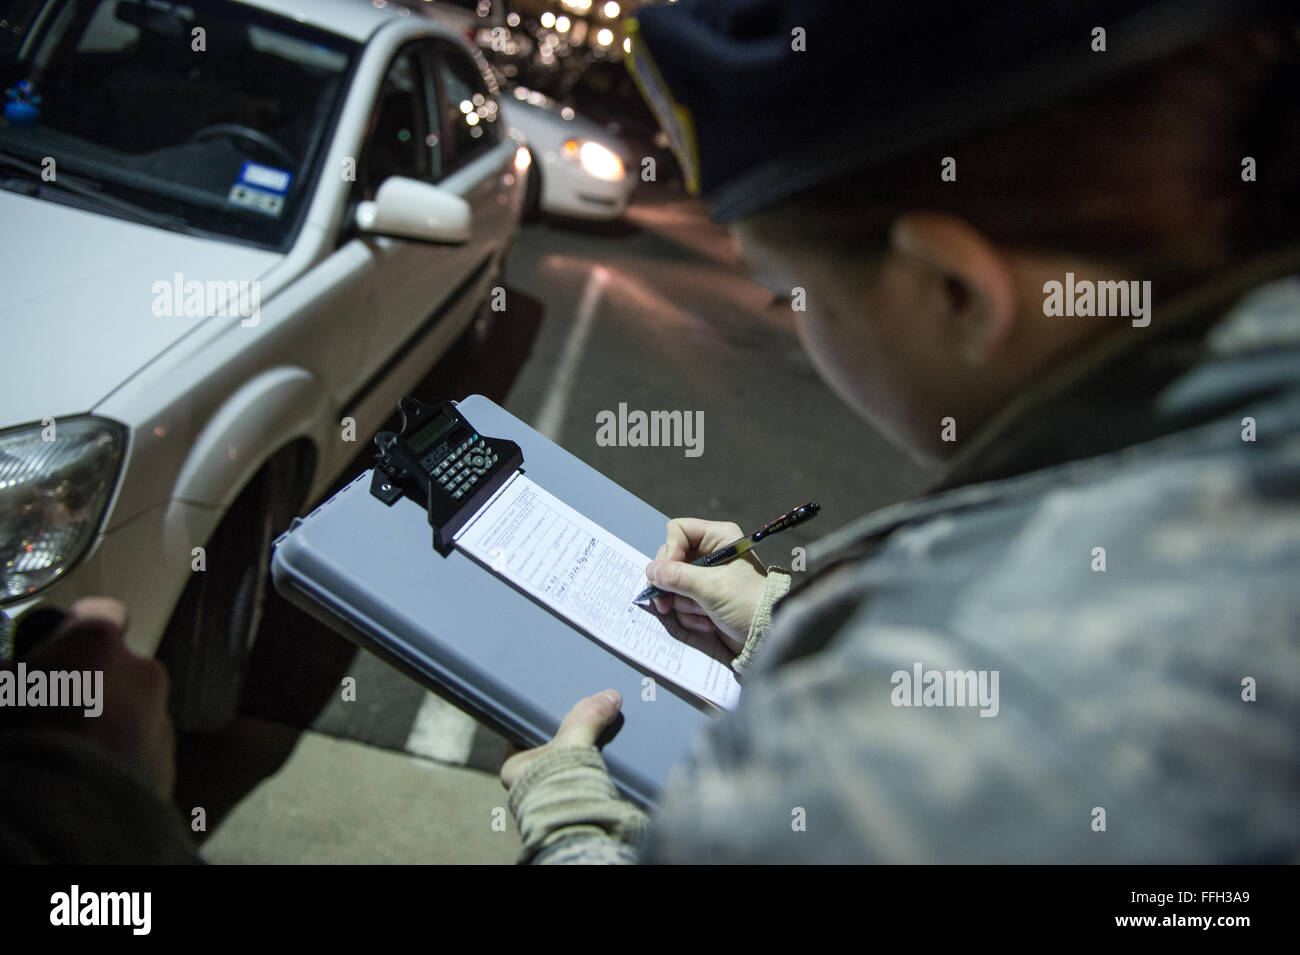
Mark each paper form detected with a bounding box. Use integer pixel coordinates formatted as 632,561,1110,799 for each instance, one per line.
453,473,742,710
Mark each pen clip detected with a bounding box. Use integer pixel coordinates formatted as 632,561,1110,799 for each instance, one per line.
751,502,819,542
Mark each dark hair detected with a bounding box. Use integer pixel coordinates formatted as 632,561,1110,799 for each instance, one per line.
741,23,1300,293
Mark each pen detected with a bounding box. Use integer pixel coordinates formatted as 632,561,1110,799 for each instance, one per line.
633,502,820,604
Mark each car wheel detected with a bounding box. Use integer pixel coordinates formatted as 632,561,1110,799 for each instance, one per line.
523,163,542,222
159,451,300,732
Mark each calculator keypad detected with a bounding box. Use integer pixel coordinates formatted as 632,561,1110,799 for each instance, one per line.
431,433,500,500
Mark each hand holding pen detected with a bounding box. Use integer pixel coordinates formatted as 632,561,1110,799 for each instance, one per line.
639,504,820,655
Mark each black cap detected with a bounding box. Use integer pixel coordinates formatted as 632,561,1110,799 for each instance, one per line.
630,0,1290,222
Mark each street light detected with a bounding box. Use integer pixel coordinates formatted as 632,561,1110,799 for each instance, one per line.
595,27,614,46
603,2,620,18
555,15,571,33
540,11,555,27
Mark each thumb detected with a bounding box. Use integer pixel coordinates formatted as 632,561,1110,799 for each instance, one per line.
67,596,128,630
647,559,715,605
554,690,622,747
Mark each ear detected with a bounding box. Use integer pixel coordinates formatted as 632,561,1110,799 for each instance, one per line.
890,212,1017,364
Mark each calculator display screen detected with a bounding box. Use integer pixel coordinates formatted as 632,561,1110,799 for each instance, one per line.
410,412,455,453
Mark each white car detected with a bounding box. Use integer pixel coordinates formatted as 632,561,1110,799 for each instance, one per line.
0,0,527,728
409,4,636,221
502,86,637,221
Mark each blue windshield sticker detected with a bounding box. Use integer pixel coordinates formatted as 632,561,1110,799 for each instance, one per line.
238,161,293,195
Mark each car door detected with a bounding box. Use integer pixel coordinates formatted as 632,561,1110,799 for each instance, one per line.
425,40,516,273
337,40,480,435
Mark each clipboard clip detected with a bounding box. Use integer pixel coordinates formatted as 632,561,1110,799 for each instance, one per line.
369,397,523,555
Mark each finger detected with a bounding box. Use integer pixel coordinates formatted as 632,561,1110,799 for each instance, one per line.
647,553,672,614
646,559,715,605
36,612,168,709
663,519,696,562
554,690,621,747
67,597,128,631
668,593,706,616
667,518,744,558
676,611,717,634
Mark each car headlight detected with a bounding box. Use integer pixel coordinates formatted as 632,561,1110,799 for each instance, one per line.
562,139,625,181
0,417,126,603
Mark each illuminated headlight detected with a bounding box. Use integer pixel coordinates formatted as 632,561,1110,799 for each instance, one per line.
562,139,625,181
515,145,532,173
0,417,126,603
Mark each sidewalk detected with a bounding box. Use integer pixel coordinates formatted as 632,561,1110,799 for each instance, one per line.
196,721,520,865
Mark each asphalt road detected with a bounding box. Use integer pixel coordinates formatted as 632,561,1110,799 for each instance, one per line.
176,182,929,853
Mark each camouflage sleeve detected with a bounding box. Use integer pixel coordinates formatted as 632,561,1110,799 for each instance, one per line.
640,607,1300,863
507,745,649,865
637,634,1055,864
640,623,1168,864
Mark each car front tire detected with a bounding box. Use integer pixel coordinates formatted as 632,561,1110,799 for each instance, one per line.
158,451,300,732
523,162,542,222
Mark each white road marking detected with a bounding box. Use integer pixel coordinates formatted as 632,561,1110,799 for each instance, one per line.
404,691,479,765
532,265,609,440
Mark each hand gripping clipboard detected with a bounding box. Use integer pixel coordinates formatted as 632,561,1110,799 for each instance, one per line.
270,395,720,808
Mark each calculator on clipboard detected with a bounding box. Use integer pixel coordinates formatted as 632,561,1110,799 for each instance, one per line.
369,397,523,554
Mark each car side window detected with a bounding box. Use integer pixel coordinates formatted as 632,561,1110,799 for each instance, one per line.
432,43,502,178
357,46,439,200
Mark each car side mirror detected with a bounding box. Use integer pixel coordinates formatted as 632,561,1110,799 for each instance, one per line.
355,176,472,244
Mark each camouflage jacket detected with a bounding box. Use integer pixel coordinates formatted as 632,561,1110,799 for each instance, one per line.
509,267,1300,864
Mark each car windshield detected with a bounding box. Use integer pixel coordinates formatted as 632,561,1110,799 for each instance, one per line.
0,0,358,249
